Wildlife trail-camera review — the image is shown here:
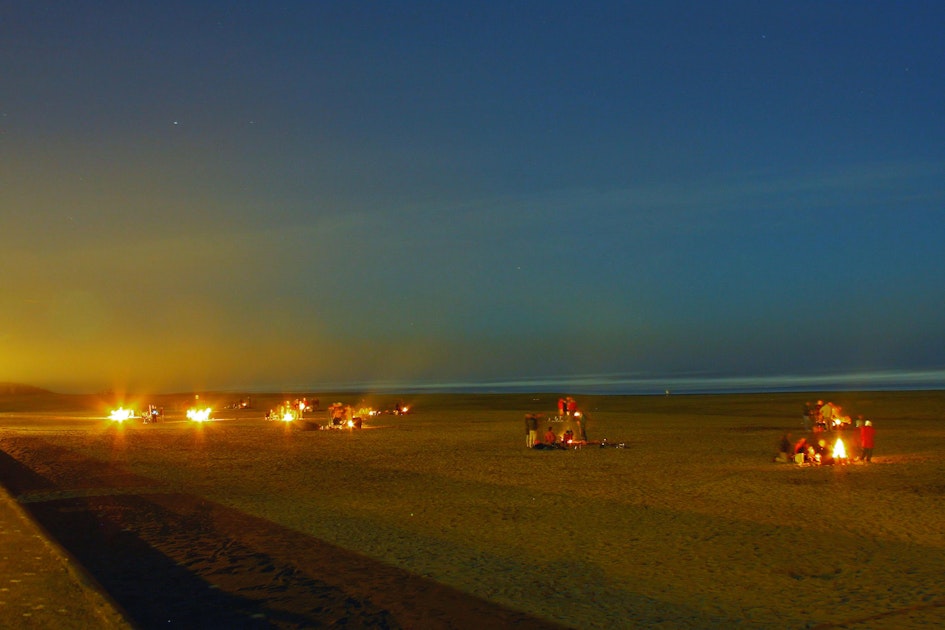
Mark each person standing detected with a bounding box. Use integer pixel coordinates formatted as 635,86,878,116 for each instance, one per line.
525,413,540,448
566,397,577,416
820,401,836,430
860,419,876,462
575,412,587,441
803,402,816,430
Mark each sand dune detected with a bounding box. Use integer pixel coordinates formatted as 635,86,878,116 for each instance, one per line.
2,391,945,628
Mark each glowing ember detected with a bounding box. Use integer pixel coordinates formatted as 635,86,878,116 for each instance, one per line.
109,407,134,422
187,407,212,422
833,437,847,460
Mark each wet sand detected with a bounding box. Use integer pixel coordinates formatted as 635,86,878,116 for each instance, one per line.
2,390,945,628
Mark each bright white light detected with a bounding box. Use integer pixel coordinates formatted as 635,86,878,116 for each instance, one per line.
109,407,134,422
833,438,847,459
187,407,212,422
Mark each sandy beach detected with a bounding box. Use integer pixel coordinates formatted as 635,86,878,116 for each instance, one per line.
2,390,945,628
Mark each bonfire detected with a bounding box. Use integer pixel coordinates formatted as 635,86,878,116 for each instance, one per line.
109,407,134,422
832,436,848,463
186,407,213,422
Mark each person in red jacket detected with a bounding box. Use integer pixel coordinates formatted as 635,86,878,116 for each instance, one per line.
859,419,876,462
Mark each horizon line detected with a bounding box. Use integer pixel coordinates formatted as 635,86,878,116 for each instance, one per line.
11,368,945,397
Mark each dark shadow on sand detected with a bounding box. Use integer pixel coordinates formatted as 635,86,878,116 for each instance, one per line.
0,444,566,629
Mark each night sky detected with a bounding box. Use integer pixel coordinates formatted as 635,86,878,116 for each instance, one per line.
3,1,944,394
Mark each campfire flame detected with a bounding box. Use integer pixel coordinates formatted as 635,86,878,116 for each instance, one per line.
281,411,295,422
187,407,212,422
833,437,847,460
109,407,134,422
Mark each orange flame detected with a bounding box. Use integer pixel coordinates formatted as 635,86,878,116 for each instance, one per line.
832,437,847,459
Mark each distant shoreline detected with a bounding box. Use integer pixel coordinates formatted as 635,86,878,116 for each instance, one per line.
5,368,945,401
190,368,945,397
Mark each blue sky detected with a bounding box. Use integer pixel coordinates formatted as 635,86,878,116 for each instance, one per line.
2,1,944,393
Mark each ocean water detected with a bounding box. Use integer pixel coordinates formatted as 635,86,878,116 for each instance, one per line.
308,369,945,396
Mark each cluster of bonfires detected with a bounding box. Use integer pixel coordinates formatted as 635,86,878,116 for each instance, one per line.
266,398,319,424
108,393,214,424
108,395,410,431
108,404,164,423
264,399,409,430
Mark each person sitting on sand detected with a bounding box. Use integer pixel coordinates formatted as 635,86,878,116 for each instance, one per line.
544,427,557,446
793,437,809,463
775,433,792,463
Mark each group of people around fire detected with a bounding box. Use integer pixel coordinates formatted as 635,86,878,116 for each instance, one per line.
525,396,587,449
776,400,876,464
523,396,881,461
804,399,855,431
265,397,410,429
